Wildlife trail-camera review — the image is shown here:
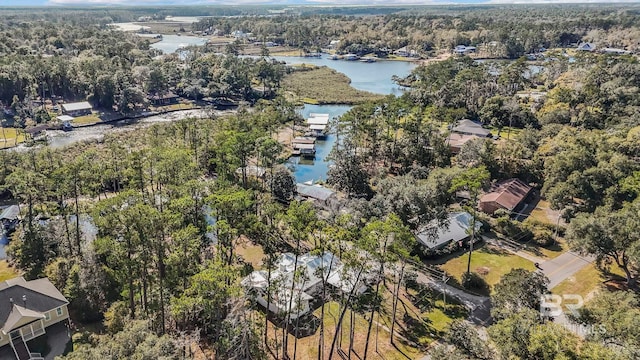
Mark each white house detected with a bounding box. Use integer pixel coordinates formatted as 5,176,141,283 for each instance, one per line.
454,45,477,55
242,252,369,320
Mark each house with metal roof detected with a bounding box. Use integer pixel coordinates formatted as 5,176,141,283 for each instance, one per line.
0,277,70,360
61,102,92,117
241,252,368,321
296,184,336,206
451,119,491,138
479,178,533,215
416,212,482,251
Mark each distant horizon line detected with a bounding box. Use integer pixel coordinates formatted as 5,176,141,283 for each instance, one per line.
2,2,639,7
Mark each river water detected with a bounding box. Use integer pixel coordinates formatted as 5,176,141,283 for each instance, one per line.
280,55,417,182
150,34,209,54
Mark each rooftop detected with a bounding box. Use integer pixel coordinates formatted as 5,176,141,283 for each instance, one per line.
61,101,92,112
452,119,491,137
480,178,533,212
0,277,68,334
416,212,481,249
0,205,19,221
296,183,335,202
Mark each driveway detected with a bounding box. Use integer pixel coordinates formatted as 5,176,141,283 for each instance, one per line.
539,251,592,289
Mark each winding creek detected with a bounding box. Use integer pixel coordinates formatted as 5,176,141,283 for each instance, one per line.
24,51,418,182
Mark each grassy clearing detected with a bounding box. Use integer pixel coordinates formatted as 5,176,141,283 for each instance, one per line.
72,113,102,126
282,66,384,105
0,127,26,149
552,263,626,300
236,241,265,270
441,244,535,292
524,238,566,260
151,102,196,112
0,260,19,281
489,125,523,139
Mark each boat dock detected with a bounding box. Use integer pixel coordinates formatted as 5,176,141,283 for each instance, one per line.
291,137,317,157
305,113,330,139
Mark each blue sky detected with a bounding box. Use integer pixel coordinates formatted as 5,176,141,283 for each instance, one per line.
1,0,638,6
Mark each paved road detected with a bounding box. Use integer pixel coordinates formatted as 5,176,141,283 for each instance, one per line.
415,270,492,325
539,251,592,288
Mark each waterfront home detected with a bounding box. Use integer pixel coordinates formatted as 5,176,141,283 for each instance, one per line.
61,102,92,117
479,178,533,215
148,92,179,106
343,54,359,61
241,251,368,321
416,212,482,251
296,183,336,207
454,45,476,55
393,46,417,57
0,277,71,360
577,42,595,52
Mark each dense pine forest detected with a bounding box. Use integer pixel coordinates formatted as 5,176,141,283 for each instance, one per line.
0,4,638,360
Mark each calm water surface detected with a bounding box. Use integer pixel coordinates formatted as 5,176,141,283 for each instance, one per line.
271,55,416,96
286,105,352,183
278,55,417,182
151,34,209,54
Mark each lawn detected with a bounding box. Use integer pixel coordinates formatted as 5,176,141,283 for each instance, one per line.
0,127,26,149
282,66,384,105
441,244,536,293
488,125,523,139
0,260,19,281
236,241,265,270
552,263,626,301
72,113,102,126
151,102,196,112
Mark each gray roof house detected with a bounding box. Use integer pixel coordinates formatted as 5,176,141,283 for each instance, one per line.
451,119,491,137
61,102,92,116
241,252,369,321
296,184,336,205
0,277,71,360
417,212,482,250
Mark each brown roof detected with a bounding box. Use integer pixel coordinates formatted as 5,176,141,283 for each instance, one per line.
447,133,478,149
480,178,532,211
